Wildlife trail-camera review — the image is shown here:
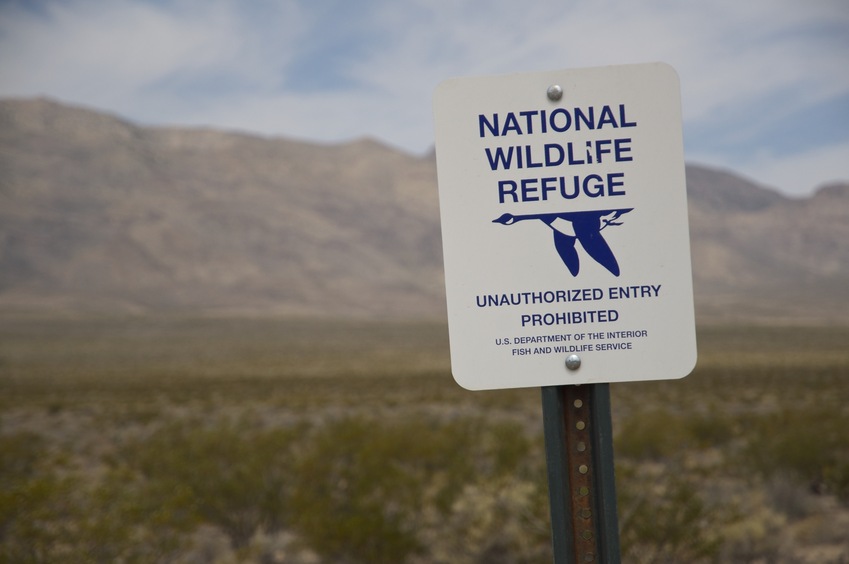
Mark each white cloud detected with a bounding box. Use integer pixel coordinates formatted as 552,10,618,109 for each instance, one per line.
0,1,307,111
0,0,846,195
2,2,219,96
731,143,849,196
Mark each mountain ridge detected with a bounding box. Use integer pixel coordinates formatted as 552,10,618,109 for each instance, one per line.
1,97,847,323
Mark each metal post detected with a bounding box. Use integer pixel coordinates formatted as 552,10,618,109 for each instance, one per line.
542,384,621,563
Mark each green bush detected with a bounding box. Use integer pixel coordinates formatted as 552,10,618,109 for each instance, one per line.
617,464,724,562
109,419,300,550
615,409,690,460
742,407,849,499
288,416,541,563
0,433,86,563
685,410,736,449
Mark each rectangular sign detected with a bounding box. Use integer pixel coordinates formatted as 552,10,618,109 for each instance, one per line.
433,62,696,390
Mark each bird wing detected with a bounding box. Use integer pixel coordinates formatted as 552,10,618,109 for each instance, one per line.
553,231,580,276
574,219,620,276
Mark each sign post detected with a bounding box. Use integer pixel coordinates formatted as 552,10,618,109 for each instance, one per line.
542,384,620,563
433,62,696,562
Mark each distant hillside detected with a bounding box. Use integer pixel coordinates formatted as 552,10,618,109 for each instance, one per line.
1,97,847,323
686,166,849,323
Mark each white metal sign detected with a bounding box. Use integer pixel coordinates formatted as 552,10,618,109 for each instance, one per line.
433,62,696,390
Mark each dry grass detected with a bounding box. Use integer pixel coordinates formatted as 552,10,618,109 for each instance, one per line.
2,316,848,563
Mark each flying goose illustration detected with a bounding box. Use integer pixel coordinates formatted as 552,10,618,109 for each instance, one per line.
492,208,633,276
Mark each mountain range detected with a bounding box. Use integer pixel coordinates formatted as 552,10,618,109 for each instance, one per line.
1,98,847,324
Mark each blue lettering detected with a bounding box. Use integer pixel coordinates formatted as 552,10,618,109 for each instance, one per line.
549,108,571,132
594,139,612,163
584,174,604,197
541,177,558,200
620,104,636,127
608,172,625,196
479,114,498,137
567,142,585,165
502,113,521,135
485,146,514,170
524,145,542,168
545,143,565,166
575,107,594,130
498,180,518,203
597,105,617,128
614,138,633,161
478,105,634,137
560,177,580,199
500,173,626,203
519,110,539,134
521,178,539,201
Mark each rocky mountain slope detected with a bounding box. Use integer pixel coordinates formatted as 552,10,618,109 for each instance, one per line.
1,98,847,323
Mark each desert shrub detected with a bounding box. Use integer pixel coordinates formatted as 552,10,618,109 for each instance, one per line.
615,406,739,463
685,410,736,449
742,407,849,500
415,476,550,564
2,415,545,563
824,460,849,502
615,408,690,460
0,432,45,493
0,474,84,564
0,433,94,563
617,464,724,562
1,433,56,561
108,419,300,550
289,416,471,563
715,502,785,563
288,416,541,564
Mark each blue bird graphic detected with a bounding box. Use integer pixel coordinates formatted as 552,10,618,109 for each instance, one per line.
492,208,633,276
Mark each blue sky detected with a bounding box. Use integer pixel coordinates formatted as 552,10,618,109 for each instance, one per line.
1,0,847,197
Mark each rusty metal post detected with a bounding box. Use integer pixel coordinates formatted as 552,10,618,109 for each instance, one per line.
542,384,621,563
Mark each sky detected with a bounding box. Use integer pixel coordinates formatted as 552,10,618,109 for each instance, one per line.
1,0,847,197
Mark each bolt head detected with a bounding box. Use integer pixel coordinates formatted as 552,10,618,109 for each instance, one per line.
565,354,581,370
547,84,563,101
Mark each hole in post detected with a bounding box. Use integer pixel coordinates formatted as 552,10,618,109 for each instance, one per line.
576,420,586,430
574,399,583,408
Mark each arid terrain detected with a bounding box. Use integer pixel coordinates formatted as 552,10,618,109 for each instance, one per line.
1,98,848,562
2,317,848,562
